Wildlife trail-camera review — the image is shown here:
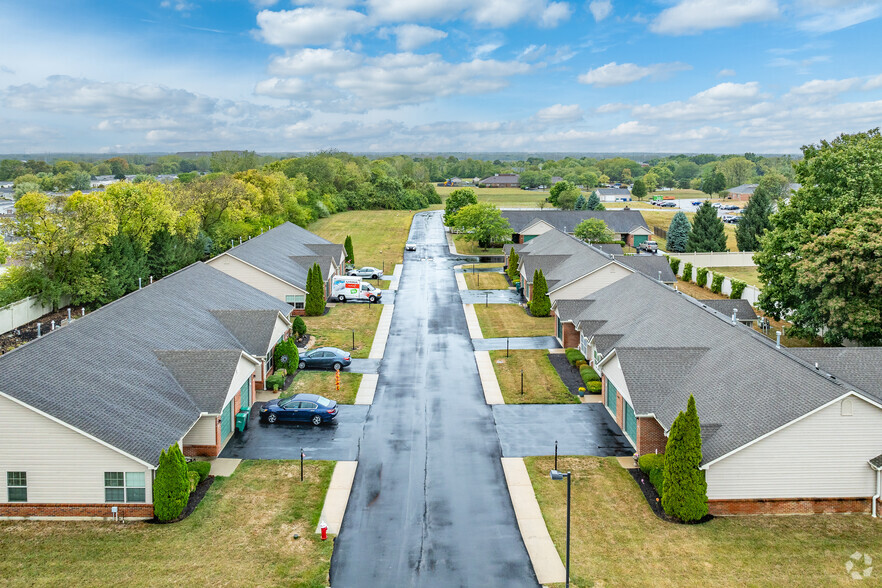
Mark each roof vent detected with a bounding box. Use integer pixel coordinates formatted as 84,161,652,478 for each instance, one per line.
815,362,819,370
731,308,738,324
775,331,781,349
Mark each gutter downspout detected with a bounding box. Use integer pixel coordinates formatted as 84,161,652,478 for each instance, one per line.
874,468,881,518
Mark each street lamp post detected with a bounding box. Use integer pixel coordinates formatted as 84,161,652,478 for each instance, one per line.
550,469,572,588
352,329,355,351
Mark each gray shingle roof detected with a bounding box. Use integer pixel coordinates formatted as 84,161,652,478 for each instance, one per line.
521,255,569,282
210,309,284,357
871,454,882,470
594,243,624,255
0,262,293,466
554,299,594,321
697,299,758,321
788,348,882,398
595,188,632,196
154,349,249,414
501,210,649,236
615,255,676,283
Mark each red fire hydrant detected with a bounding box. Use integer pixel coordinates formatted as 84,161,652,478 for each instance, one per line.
320,521,328,541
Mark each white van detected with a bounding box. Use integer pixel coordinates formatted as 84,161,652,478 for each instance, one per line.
331,276,382,303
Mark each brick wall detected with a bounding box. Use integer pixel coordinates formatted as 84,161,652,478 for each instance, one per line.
616,392,624,427
561,321,579,348
0,503,154,519
709,497,872,516
637,417,667,455
183,443,219,457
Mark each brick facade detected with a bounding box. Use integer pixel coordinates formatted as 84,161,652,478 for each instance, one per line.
636,416,667,455
560,320,579,348
709,497,873,516
615,391,624,427
0,503,154,519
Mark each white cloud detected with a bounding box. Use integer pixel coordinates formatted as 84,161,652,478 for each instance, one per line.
474,43,502,58
268,48,363,76
517,44,576,63
787,77,863,99
540,2,573,27
391,24,448,51
534,103,584,122
160,1,197,12
588,0,613,22
256,7,368,47
865,73,882,90
365,0,573,28
594,102,630,113
632,82,769,121
794,1,882,32
718,68,736,77
650,0,779,35
578,61,691,87
609,120,658,136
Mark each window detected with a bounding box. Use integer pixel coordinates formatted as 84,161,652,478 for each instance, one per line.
7,472,26,502
285,294,306,309
105,471,146,503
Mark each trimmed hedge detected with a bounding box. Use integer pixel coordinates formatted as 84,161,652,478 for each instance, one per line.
730,279,747,299
711,273,724,294
291,316,307,339
575,360,588,370
638,453,666,498
682,262,693,283
273,338,299,374
187,471,200,493
586,380,602,393
695,267,708,288
649,467,665,498
266,373,286,391
187,460,211,483
153,444,190,522
565,348,586,365
668,257,681,275
580,365,601,383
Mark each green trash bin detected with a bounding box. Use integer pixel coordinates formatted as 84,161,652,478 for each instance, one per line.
235,408,251,432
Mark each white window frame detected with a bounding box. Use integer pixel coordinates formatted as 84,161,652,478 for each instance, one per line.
7,471,27,502
105,471,146,503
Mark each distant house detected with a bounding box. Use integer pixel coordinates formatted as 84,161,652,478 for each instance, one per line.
478,174,520,188
500,209,653,248
728,183,801,201
593,188,632,202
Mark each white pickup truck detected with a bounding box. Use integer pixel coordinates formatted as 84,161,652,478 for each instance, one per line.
331,276,382,303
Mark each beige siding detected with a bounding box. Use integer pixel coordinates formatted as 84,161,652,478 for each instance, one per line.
268,316,290,355
0,395,153,504
520,220,555,238
599,354,634,407
206,254,305,303
182,416,218,446
550,264,632,304
706,396,882,499
226,355,259,407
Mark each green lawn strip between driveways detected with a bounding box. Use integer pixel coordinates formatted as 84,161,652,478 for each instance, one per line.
0,461,336,587
527,455,882,588
304,304,383,359
282,370,363,405
309,209,419,272
465,272,510,290
473,304,554,338
453,235,505,255
489,350,578,404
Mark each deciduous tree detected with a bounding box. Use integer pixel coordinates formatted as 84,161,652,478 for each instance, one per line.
443,188,477,226
556,186,580,210
631,179,648,201
450,202,511,248
574,218,615,243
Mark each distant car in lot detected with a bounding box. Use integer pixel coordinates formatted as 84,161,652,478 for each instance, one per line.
659,200,677,207
405,243,416,251
639,240,659,253
711,202,722,209
720,204,741,211
298,347,351,371
691,200,702,206
259,393,338,425
348,266,383,279
722,214,741,223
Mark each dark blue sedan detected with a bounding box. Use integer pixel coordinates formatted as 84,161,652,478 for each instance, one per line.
260,393,338,425
298,347,351,371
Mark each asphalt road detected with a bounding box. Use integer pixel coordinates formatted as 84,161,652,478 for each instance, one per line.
330,211,539,587
472,336,562,351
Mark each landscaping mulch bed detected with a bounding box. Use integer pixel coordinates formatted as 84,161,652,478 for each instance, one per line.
627,468,713,525
548,353,587,398
0,306,83,354
146,476,215,524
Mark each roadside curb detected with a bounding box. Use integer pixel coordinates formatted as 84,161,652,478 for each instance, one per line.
463,303,482,339
368,304,394,359
354,373,378,405
388,264,403,291
500,457,566,585
475,350,504,405
455,268,467,291
316,460,358,535
446,231,458,255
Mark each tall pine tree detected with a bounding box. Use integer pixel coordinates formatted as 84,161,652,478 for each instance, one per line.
586,192,605,211
661,395,708,522
735,188,773,251
574,193,587,210
666,212,692,253
343,235,354,266
530,269,550,317
305,262,326,316
153,443,190,522
686,202,727,252
507,248,520,282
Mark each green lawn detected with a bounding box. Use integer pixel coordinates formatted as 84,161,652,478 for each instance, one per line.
489,350,578,404
282,370,363,405
708,266,762,287
474,304,553,338
528,455,882,587
0,461,335,587
453,235,506,255
309,209,417,272
438,185,552,208
304,304,383,359
465,272,509,290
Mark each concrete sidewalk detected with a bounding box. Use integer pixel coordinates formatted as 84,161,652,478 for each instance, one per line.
474,350,504,405
388,264,403,291
501,457,566,585
463,303,482,339
368,304,394,359
354,373,378,405
455,268,468,291
446,231,458,254
316,460,358,535
206,458,241,477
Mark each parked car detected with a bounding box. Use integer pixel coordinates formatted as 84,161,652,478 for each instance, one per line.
691,200,702,206
659,200,677,207
639,240,659,253
348,266,383,279
298,347,352,371
711,202,722,209
722,214,742,223
259,393,338,425
721,204,741,211
405,243,417,251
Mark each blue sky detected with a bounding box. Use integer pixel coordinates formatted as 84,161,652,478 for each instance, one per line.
1,0,881,154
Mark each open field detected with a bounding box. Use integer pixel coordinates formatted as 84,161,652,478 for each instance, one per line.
437,185,550,208
304,304,383,359
528,455,882,588
0,461,335,587
474,304,553,338
465,272,509,290
310,209,417,271
282,370,363,405
453,235,505,255
489,350,578,404
708,266,762,287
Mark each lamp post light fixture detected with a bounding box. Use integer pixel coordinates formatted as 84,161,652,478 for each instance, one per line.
550,469,572,588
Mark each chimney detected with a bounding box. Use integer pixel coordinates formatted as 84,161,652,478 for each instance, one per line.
776,331,782,349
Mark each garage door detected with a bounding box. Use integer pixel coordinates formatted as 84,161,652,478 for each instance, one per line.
240,379,250,409
625,401,636,440
606,380,617,413
220,401,233,441
633,235,647,247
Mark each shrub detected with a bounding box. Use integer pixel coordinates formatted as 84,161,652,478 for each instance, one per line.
711,273,724,294
575,360,588,370
187,471,200,493
266,373,286,391
682,262,693,282
649,467,665,498
274,337,299,373
291,316,307,338
529,269,551,317
153,443,190,522
730,279,747,299
696,267,708,288
638,453,665,474
586,380,602,393
669,257,681,275
662,395,708,522
580,366,601,384
187,461,211,483
564,348,586,365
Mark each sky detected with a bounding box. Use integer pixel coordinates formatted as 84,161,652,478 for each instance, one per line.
1,0,881,154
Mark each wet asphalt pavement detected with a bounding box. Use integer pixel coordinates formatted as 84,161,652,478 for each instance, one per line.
330,211,539,587
345,358,381,374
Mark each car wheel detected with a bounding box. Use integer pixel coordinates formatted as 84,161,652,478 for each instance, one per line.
333,362,342,371
311,415,322,426
369,295,377,303
267,413,277,424
372,274,378,279
337,294,346,302
298,360,306,370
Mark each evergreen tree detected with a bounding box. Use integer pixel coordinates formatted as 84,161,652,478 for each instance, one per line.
305,262,326,316
686,202,727,252
586,192,605,211
153,443,190,522
507,248,520,282
574,193,587,210
666,212,692,253
530,269,550,317
735,187,773,252
661,395,708,522
343,235,354,265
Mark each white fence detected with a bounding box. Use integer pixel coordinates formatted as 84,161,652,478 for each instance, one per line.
668,251,756,267
0,295,69,335
676,264,761,306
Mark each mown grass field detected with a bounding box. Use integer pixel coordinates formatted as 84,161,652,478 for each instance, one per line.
707,266,762,287
304,303,383,359
474,304,553,338
310,209,417,271
489,350,578,404
528,455,882,588
453,235,505,255
0,461,335,587
464,272,509,290
282,370,363,405
437,185,551,208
